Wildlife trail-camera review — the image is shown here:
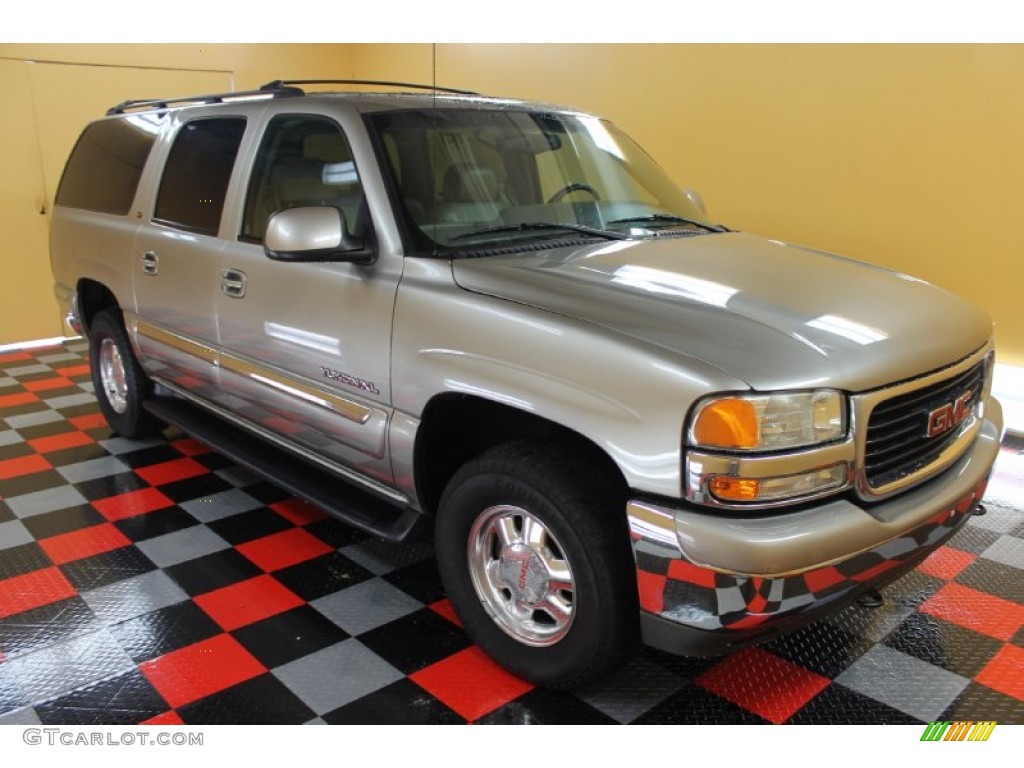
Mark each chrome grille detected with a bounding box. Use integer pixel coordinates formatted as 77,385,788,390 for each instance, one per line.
864,361,985,488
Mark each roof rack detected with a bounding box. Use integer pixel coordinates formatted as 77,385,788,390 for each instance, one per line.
260,79,480,96
106,78,480,115
106,81,303,116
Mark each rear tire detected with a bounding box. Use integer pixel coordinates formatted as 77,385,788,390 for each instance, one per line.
88,310,162,438
435,441,638,688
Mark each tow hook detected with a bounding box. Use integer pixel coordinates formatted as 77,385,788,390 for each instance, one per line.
972,503,987,516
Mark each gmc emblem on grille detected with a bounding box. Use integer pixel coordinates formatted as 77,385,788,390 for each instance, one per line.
926,390,975,438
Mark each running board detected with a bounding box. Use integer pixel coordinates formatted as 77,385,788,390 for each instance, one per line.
144,396,428,542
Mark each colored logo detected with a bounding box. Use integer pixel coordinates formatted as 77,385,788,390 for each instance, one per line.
920,721,996,741
926,390,974,438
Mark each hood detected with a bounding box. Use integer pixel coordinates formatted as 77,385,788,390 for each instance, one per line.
451,232,993,392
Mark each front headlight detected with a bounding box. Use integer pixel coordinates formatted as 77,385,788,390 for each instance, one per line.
689,390,847,451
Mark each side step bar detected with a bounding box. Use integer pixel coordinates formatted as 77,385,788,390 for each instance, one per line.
144,396,428,542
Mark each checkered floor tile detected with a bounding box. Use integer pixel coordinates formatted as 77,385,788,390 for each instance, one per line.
1,341,1022,724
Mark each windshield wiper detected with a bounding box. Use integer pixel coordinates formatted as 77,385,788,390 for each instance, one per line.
452,221,628,242
608,214,728,233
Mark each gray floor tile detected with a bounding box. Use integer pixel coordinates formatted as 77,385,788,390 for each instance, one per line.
3,410,63,429
9,629,135,703
135,526,230,568
98,436,167,455
57,455,130,484
0,429,23,446
835,645,969,721
4,486,88,519
66,342,89,353
0,662,26,714
35,352,81,364
80,570,188,625
968,506,1024,535
180,489,263,523
5,364,50,377
311,577,422,635
980,534,1024,570
42,393,96,409
273,638,403,715
78,382,95,394
339,539,434,576
0,519,34,551
0,707,40,725
577,655,684,723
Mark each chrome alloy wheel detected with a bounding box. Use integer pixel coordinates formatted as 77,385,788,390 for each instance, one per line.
98,337,129,414
467,505,576,646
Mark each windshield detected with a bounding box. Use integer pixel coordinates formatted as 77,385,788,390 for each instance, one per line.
367,108,719,254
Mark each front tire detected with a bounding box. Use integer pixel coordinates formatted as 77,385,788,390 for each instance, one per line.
88,310,162,438
435,441,638,688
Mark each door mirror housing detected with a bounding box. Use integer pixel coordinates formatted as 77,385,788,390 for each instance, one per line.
682,187,707,216
264,206,375,264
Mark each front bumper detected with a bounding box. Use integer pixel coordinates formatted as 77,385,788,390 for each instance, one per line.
627,397,1004,656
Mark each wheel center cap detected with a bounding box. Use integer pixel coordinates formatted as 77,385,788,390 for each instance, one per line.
499,544,547,604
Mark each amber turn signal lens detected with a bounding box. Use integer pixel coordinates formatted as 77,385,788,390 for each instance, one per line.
709,476,760,501
692,398,758,449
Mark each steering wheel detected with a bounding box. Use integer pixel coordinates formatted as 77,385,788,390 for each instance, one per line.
547,183,601,204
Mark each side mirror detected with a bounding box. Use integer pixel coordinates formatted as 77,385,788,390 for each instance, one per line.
264,206,374,264
682,187,707,216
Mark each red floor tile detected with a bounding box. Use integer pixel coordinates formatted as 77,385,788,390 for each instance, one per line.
194,574,305,631
0,454,52,481
920,582,1024,642
69,413,109,431
974,644,1024,700
27,430,94,454
92,487,175,521
696,647,831,724
0,567,77,620
134,457,209,486
55,364,92,378
141,711,184,725
38,523,133,565
917,545,977,581
270,498,329,526
429,598,463,628
170,438,213,456
0,351,32,364
236,528,333,572
410,646,533,721
0,392,40,409
23,377,75,393
139,634,266,709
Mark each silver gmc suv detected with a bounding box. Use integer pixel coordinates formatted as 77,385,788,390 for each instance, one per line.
50,80,1005,687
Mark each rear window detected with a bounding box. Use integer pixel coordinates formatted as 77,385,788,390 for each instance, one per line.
56,115,163,215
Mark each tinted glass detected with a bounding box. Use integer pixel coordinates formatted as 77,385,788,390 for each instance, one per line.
56,115,163,215
154,118,246,235
241,115,365,242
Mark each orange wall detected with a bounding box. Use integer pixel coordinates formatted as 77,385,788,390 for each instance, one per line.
352,44,1024,365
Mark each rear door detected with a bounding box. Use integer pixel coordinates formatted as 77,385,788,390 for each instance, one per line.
131,113,248,396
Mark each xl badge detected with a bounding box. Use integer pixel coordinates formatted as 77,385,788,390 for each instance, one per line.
926,389,974,438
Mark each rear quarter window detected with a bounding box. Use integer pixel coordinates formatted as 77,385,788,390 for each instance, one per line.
56,115,164,215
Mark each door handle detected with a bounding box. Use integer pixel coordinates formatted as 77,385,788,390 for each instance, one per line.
141,251,159,276
221,268,247,298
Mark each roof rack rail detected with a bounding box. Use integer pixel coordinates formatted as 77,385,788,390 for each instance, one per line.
106,82,303,116
259,79,480,96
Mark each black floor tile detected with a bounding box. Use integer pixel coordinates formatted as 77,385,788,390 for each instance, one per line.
0,597,98,658
956,558,1024,604
177,673,316,725
633,682,772,724
0,542,54,580
478,687,617,725
115,445,185,469
111,601,222,663
358,609,471,675
44,443,111,468
383,559,447,605
302,517,370,549
73,472,151,502
273,551,374,603
0,469,69,498
322,678,464,724
158,473,234,504
35,669,168,725
163,549,263,597
208,507,295,546
943,681,1024,722
788,682,925,724
20,504,105,540
883,612,1005,679
59,546,157,592
231,606,350,669
113,507,199,543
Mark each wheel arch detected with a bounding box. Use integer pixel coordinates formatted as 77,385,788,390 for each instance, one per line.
413,392,629,517
76,278,121,334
